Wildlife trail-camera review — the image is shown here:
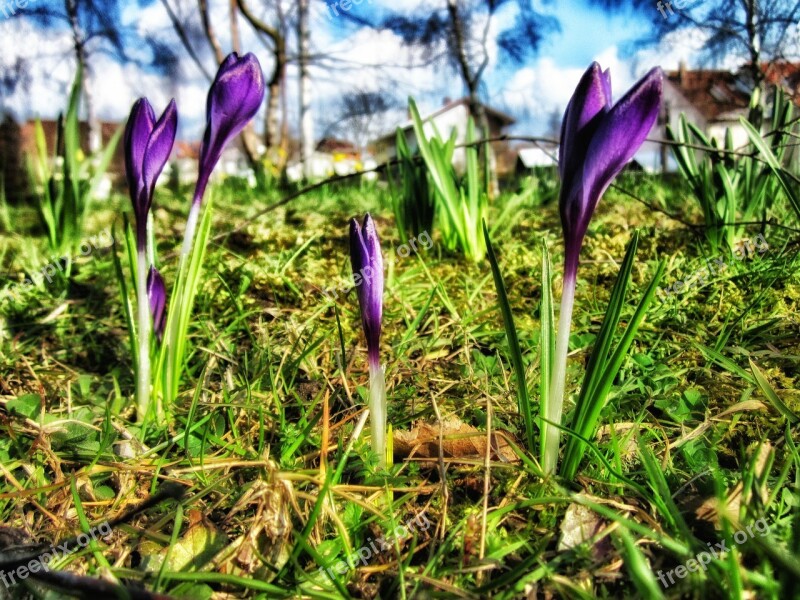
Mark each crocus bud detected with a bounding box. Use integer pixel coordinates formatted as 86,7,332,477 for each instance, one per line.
349,214,384,366
124,98,178,249
349,213,387,467
146,266,167,343
559,63,662,278
194,52,265,207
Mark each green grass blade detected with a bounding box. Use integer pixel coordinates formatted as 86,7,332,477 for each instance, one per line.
749,358,800,424
483,221,534,452
639,444,694,542
112,221,138,377
615,528,666,600
740,117,800,219
562,232,639,474
562,250,666,479
539,239,554,460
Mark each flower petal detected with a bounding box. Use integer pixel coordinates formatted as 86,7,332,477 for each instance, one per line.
558,65,662,276
559,62,612,179
143,99,178,203
582,67,662,219
349,214,383,364
349,217,369,277
195,52,265,206
124,98,155,216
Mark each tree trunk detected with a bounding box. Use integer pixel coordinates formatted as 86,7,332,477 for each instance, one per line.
65,0,101,154
744,0,763,89
446,0,497,195
199,0,225,63
229,0,241,53
278,0,289,168
298,0,314,180
237,0,288,172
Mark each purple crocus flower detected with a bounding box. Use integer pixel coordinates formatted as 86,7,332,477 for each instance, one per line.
558,63,662,281
124,98,178,250
349,214,384,365
124,97,176,422
543,63,662,475
193,52,265,208
349,214,387,467
147,266,167,343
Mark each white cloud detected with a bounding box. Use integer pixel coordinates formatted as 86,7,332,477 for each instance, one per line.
0,2,755,148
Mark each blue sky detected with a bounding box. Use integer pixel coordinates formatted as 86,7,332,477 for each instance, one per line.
0,0,712,142
538,1,650,67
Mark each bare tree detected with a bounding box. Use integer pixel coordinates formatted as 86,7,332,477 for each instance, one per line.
26,0,178,153
376,0,557,137
324,90,402,151
298,0,314,179
591,0,800,91
196,0,267,166
164,0,294,172
236,0,289,169
364,0,557,191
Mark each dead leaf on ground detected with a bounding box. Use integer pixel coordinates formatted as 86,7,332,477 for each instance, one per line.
558,503,613,561
138,509,228,573
392,418,519,462
696,442,772,527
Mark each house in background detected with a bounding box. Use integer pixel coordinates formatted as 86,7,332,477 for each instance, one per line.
662,62,752,148
514,143,559,176
762,61,800,98
370,97,515,175
651,61,800,172
316,137,359,159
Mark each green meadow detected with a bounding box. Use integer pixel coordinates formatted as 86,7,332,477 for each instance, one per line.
1,167,799,598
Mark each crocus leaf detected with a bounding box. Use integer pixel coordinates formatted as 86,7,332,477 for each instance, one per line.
483,220,534,452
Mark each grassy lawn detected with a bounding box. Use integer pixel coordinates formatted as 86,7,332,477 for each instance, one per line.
1,175,799,599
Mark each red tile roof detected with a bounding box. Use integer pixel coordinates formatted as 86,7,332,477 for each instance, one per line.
666,68,751,121
761,62,800,99
667,62,800,122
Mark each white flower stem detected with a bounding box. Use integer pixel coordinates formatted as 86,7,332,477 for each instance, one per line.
181,202,200,259
369,359,387,469
136,249,150,422
543,272,576,475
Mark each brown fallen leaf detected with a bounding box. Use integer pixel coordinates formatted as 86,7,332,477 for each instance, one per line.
226,479,294,578
695,442,772,527
392,418,519,462
138,509,228,573
558,503,613,561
